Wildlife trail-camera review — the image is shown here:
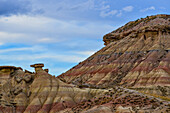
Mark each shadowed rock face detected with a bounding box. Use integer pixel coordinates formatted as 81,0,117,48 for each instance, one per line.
58,14,170,98
0,14,170,113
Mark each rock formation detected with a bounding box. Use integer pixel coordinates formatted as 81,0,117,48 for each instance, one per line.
58,14,170,99
0,64,169,113
0,14,170,113
0,64,108,113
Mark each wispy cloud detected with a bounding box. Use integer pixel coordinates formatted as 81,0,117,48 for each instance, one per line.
98,1,118,18
70,0,95,11
140,6,155,12
0,46,44,53
0,31,24,38
123,6,134,12
117,6,133,17
0,53,86,63
116,11,122,17
0,15,113,45
100,10,118,17
100,4,110,10
99,4,134,18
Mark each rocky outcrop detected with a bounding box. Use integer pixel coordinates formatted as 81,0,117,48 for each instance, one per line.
0,64,108,113
0,66,22,86
0,66,33,112
103,14,170,45
58,14,170,98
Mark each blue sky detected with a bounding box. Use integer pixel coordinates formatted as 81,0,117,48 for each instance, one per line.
0,0,169,75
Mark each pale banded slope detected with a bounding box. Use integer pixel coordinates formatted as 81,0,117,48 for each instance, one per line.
58,14,170,97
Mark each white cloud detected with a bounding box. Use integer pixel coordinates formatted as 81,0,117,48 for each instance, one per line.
0,46,45,53
0,45,92,63
140,6,155,12
116,6,134,17
0,53,86,63
0,15,114,45
0,46,89,63
37,37,57,43
0,31,27,44
70,0,95,11
0,47,33,53
99,4,134,18
98,1,118,18
100,10,118,17
100,5,110,10
123,6,133,12
116,11,122,17
0,31,59,44
0,31,25,39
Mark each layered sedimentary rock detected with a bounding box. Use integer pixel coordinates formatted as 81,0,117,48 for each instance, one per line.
58,14,170,98
0,14,170,113
0,64,169,113
0,64,107,113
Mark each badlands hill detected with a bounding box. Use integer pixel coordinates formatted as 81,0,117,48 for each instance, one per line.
58,14,170,97
0,14,170,113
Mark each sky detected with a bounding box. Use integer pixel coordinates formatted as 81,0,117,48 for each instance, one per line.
0,0,169,76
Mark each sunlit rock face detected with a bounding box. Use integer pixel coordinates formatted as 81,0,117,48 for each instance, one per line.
58,14,170,97
0,14,170,113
